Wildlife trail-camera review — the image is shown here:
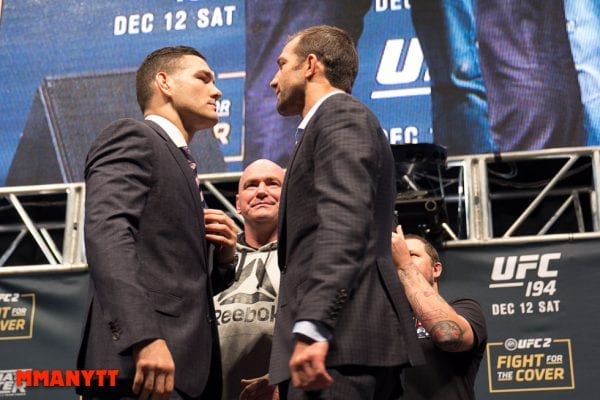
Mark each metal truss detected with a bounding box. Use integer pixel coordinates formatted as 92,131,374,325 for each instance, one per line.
0,183,86,274
441,146,600,246
2,147,599,272
199,146,600,247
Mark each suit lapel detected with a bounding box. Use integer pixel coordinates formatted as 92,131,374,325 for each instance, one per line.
144,120,209,267
144,121,203,204
277,124,309,269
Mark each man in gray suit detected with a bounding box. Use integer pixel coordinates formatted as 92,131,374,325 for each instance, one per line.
78,46,239,400
268,25,424,399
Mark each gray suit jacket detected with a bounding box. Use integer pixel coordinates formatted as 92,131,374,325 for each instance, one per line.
78,118,228,397
269,94,424,384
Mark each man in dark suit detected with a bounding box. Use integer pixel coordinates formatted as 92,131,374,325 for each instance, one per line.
267,25,424,399
78,46,239,400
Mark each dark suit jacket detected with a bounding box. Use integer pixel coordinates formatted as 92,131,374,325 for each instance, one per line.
269,93,424,384
77,118,229,397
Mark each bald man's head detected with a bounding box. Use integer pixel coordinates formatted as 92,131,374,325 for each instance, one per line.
236,159,285,227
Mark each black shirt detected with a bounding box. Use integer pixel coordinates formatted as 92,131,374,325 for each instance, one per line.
400,298,487,400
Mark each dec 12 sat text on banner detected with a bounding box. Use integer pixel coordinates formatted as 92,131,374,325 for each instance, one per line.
0,1,428,185
440,239,599,399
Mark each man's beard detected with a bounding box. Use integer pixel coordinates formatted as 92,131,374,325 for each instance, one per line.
277,84,304,116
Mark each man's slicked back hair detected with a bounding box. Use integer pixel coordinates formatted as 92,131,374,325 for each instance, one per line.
136,45,205,112
290,25,358,94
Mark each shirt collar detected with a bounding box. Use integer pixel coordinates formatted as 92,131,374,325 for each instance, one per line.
298,90,345,130
145,114,187,148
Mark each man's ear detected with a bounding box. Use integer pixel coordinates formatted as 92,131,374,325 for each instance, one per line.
304,54,321,78
235,194,241,213
433,262,443,280
155,71,171,95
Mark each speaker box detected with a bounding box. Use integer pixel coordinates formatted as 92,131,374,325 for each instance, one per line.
6,69,225,186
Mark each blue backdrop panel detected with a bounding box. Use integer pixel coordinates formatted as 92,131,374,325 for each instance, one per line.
356,3,432,146
1,1,597,185
0,0,244,184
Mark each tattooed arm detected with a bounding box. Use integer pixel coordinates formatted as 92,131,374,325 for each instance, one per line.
391,226,475,352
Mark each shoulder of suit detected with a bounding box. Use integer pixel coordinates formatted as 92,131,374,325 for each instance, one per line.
100,117,147,132
94,118,162,148
321,92,363,109
112,118,171,143
323,92,351,103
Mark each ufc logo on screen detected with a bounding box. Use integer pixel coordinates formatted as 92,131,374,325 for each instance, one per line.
372,38,430,99
490,253,560,282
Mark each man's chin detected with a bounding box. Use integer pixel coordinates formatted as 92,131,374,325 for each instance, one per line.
249,209,276,219
276,107,292,117
277,103,301,117
193,115,219,131
252,207,273,214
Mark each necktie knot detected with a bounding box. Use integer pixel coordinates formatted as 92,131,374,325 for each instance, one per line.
295,128,304,144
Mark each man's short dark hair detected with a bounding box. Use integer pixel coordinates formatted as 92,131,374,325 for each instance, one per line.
405,233,441,265
136,45,205,112
291,25,358,94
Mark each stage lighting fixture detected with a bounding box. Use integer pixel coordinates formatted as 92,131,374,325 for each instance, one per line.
391,143,455,245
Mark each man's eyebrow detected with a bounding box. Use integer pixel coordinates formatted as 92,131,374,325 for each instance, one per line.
243,179,259,187
197,69,216,80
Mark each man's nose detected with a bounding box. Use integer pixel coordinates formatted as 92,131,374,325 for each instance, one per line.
270,73,278,88
212,84,222,99
256,182,268,195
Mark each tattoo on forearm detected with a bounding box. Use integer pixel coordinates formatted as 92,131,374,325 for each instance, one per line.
410,291,448,322
430,320,464,351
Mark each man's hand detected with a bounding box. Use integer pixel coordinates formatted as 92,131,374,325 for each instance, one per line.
204,208,239,263
391,225,412,272
289,336,333,391
240,374,279,400
132,338,175,400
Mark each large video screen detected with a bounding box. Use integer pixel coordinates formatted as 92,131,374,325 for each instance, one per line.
0,0,597,185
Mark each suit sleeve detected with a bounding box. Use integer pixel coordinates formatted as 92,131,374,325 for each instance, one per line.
84,119,162,353
296,99,381,328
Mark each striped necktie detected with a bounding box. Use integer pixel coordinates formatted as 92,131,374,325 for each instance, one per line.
180,145,197,173
180,145,206,206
